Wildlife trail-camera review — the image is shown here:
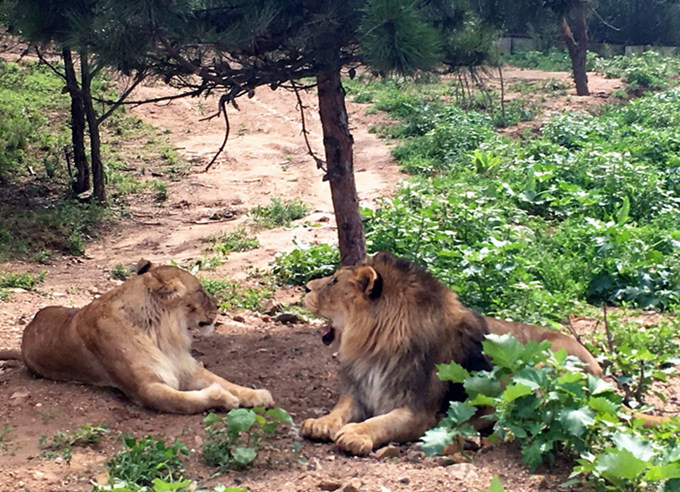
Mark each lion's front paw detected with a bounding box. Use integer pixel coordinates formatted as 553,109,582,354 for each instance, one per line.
334,423,374,456
300,415,344,441
205,383,240,409
240,388,274,408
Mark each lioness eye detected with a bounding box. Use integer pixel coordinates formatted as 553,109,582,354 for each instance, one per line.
328,277,338,286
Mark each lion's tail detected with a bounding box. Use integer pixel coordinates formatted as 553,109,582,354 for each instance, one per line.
0,349,22,360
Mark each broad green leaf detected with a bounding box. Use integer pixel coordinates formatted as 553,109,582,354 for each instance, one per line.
588,396,619,417
645,462,680,481
616,195,630,225
468,394,495,406
502,383,533,403
204,412,222,427
232,446,257,465
437,362,469,383
421,427,456,456
151,478,192,491
587,375,616,396
267,407,294,424
594,449,648,481
465,373,503,398
513,366,547,391
226,409,257,433
446,402,477,425
482,334,525,370
558,407,595,437
611,432,655,461
488,475,505,492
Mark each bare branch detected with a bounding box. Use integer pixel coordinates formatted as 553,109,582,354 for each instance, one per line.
291,79,326,172
34,47,67,82
97,71,147,124
203,94,231,172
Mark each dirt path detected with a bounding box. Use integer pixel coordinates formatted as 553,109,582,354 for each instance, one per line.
0,71,626,492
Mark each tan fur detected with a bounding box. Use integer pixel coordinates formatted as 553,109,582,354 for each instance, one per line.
15,264,273,414
300,251,608,455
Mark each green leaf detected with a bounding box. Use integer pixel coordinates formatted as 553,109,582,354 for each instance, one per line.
558,407,595,437
502,383,534,403
488,475,505,492
446,402,477,425
226,409,257,433
421,427,456,457
611,432,655,461
594,449,648,481
616,195,630,225
204,412,222,427
513,366,547,391
464,373,503,398
266,407,293,424
151,478,192,491
482,334,526,370
232,446,257,466
437,362,469,383
645,463,680,481
587,375,616,396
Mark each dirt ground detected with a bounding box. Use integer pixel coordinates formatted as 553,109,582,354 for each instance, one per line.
0,69,642,492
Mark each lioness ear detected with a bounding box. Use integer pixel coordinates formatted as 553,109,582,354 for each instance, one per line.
135,258,152,275
355,266,383,300
146,273,187,299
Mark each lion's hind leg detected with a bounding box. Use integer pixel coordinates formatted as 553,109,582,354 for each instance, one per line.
301,394,358,442
136,381,240,414
186,365,274,408
334,407,435,456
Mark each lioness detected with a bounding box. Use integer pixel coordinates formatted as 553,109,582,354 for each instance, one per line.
300,251,604,455
0,261,273,414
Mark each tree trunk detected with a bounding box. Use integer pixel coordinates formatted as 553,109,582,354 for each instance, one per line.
62,48,90,194
316,68,366,266
80,52,106,204
560,10,589,96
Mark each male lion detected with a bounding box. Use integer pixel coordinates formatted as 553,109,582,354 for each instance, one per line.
300,251,604,455
0,261,273,414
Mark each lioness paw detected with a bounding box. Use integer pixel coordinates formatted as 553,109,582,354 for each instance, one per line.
334,424,374,456
300,416,343,441
240,388,274,408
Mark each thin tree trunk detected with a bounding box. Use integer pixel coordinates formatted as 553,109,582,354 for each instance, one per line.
80,51,106,204
316,68,366,266
560,10,589,96
62,48,90,194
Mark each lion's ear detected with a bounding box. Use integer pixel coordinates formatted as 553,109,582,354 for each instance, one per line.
135,258,153,275
146,272,187,299
354,266,383,300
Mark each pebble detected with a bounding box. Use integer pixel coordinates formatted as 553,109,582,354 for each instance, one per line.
374,445,401,460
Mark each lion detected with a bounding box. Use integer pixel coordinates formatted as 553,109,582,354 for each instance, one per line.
300,251,606,455
0,260,273,414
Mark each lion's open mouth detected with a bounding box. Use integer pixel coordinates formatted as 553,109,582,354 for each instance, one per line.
320,323,336,345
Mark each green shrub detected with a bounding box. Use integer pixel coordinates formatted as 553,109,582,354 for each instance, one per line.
251,197,309,228
271,242,340,285
107,435,188,487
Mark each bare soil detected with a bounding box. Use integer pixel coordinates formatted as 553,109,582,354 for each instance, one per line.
0,69,648,492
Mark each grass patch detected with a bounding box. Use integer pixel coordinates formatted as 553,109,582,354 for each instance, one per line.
250,197,310,229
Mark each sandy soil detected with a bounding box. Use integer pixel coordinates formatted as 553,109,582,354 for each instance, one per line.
0,69,644,492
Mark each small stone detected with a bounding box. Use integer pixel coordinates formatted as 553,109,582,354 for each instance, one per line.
342,478,363,492
318,480,342,491
232,315,245,323
375,445,401,460
398,477,410,485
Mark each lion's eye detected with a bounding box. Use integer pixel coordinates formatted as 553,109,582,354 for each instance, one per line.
328,277,338,286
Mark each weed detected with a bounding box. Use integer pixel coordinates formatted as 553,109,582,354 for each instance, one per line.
251,197,310,229
38,423,109,463
0,270,45,289
107,435,188,486
110,263,132,281
201,407,293,470
201,277,273,312
209,228,260,255
271,242,340,285
0,424,13,452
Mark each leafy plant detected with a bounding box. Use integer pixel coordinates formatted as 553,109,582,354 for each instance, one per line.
0,270,45,289
208,228,260,255
271,242,340,285
427,334,680,490
110,263,132,280
250,197,309,228
201,277,273,312
38,423,109,462
107,435,188,487
201,407,293,470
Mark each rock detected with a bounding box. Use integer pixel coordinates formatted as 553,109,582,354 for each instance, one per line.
276,313,304,324
375,445,401,460
341,478,363,492
318,480,342,491
10,389,30,405
445,463,479,482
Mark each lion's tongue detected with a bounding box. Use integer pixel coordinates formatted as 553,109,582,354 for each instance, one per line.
321,324,336,345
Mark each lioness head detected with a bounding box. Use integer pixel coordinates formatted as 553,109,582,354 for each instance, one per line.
305,265,382,345
143,266,218,334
